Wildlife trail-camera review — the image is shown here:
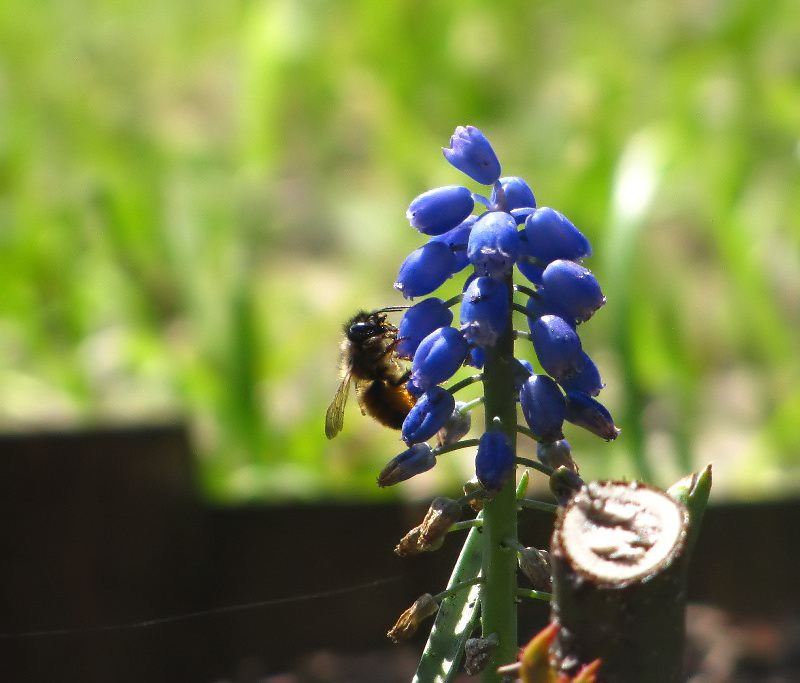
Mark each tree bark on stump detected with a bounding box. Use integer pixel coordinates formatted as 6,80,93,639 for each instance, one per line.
550,480,690,682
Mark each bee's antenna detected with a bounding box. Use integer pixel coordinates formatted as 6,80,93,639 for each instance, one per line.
375,305,409,314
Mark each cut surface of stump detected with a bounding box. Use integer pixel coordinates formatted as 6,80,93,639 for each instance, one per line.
551,480,690,683
561,480,686,585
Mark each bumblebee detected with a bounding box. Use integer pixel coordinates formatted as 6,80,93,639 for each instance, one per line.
325,307,416,439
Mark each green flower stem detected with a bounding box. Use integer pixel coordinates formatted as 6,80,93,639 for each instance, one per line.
511,302,531,317
515,424,537,442
514,455,554,477
414,510,484,682
479,274,520,681
434,576,483,602
434,438,480,457
516,588,553,602
512,283,540,300
449,519,483,533
512,329,532,341
443,294,464,308
501,536,526,553
457,396,485,414
448,373,484,394
519,498,558,514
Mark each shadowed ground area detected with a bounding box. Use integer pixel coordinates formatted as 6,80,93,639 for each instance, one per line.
1,427,800,681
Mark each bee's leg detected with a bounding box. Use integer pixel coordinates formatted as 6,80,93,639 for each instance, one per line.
382,337,412,387
354,380,369,415
387,335,405,349
385,335,408,357
388,369,411,387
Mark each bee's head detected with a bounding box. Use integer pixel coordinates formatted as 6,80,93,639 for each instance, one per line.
346,311,388,341
344,305,407,341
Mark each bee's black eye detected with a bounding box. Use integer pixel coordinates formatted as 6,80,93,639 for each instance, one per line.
349,322,378,339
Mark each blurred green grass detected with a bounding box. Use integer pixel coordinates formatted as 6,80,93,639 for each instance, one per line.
0,0,798,501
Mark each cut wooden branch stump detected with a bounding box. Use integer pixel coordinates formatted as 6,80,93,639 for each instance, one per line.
550,480,690,682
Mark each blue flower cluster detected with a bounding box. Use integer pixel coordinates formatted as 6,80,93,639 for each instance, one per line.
379,126,619,492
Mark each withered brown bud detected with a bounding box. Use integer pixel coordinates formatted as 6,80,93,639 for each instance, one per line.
395,497,461,557
436,403,472,446
463,477,489,512
395,526,445,557
420,497,461,543
386,593,438,643
394,527,423,557
518,546,552,592
550,465,585,506
464,633,499,676
537,438,578,472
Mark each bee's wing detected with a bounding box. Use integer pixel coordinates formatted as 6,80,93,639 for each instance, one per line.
325,371,352,439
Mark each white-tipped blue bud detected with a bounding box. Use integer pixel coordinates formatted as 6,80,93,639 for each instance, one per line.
402,387,456,445
460,276,509,348
442,125,501,185
411,326,469,390
394,241,457,299
519,374,566,444
475,430,515,492
467,211,520,278
378,443,436,487
406,185,475,236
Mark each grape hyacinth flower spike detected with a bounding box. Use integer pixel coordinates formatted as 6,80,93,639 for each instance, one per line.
334,125,624,681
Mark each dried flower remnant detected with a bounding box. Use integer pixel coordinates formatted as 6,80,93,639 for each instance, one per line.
395,497,462,557
386,593,439,643
518,546,552,592
464,633,500,676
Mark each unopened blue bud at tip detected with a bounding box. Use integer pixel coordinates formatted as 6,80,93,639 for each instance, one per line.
442,125,502,185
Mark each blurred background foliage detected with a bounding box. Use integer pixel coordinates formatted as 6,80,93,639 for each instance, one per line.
0,0,798,501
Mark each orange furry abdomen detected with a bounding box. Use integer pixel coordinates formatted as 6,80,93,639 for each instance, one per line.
356,380,417,430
